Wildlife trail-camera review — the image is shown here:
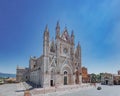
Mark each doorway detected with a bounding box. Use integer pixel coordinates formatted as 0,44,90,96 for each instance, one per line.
105,80,108,85
64,76,67,85
118,80,120,85
50,80,54,86
114,80,117,85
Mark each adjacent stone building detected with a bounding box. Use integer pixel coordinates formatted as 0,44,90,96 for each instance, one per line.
16,22,82,88
82,67,89,83
113,74,120,85
118,70,120,75
101,73,113,85
16,66,29,82
101,72,120,85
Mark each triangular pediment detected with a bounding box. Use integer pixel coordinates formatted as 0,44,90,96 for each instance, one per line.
61,27,70,41
50,40,55,53
51,60,56,67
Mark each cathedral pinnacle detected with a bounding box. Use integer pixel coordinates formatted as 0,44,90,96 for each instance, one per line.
56,21,60,38
71,30,74,44
56,21,60,29
44,24,49,37
71,30,74,37
77,42,81,48
45,24,49,32
64,26,67,32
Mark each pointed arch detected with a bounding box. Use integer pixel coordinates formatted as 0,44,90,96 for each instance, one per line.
60,64,73,75
60,64,73,85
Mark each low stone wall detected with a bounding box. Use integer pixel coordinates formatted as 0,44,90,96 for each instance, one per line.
31,84,92,95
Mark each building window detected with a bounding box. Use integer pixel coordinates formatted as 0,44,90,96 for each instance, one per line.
64,71,67,75
34,65,36,68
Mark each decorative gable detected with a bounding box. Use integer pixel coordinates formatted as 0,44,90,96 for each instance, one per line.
50,40,56,53
61,27,70,42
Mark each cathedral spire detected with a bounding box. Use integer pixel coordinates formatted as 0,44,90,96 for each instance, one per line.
43,24,49,59
45,24,49,32
75,42,81,59
71,30,74,37
44,24,49,38
56,21,60,38
56,21,60,28
71,30,74,44
64,26,67,32
77,42,80,49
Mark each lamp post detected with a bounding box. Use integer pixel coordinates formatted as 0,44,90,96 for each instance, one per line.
91,74,92,83
112,73,114,85
79,73,82,86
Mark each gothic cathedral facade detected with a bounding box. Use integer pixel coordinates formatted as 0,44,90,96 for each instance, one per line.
16,22,82,88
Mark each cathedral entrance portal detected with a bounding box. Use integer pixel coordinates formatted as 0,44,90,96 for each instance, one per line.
50,68,55,87
61,66,73,85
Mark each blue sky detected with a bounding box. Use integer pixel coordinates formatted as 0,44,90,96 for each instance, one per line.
0,0,120,74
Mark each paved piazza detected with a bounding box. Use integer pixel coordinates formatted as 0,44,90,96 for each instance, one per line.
0,83,25,96
0,83,120,96
58,85,120,96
